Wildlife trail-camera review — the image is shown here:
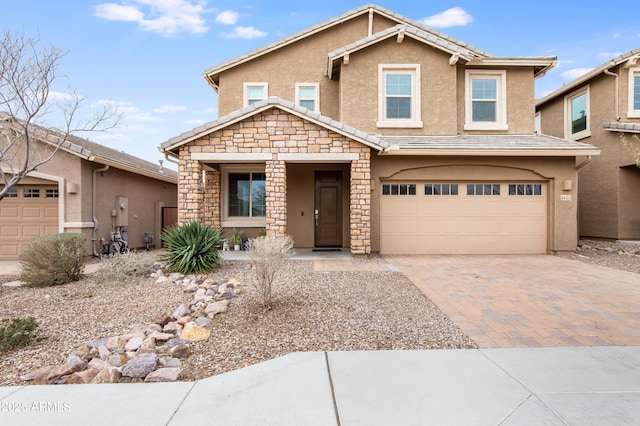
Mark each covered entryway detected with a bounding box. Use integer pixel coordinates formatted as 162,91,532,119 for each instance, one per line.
380,181,546,254
0,184,59,260
314,170,343,247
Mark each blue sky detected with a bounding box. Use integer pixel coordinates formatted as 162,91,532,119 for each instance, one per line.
3,1,640,167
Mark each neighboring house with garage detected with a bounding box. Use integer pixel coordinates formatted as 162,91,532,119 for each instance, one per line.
160,3,599,256
536,48,640,240
0,115,178,260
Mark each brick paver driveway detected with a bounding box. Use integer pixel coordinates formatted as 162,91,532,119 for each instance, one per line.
384,255,640,348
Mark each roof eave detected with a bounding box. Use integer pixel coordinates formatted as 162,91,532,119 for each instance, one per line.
381,148,601,157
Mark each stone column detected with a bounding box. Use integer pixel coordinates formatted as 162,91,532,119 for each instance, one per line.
203,169,221,228
177,148,204,223
265,159,287,236
350,150,371,255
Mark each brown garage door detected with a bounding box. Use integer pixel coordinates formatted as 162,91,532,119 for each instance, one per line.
0,185,59,260
380,181,547,254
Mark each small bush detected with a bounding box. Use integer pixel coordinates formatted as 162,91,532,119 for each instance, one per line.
0,317,42,353
247,235,294,309
20,233,85,287
162,221,224,274
95,251,156,280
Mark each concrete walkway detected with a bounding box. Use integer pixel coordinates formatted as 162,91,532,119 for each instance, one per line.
385,255,640,348
1,346,639,425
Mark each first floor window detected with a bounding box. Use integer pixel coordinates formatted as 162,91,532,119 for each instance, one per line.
228,172,266,217
565,87,590,139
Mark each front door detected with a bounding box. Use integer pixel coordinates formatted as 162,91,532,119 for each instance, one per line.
314,171,343,247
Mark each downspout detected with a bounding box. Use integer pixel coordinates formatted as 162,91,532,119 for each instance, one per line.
603,69,620,120
92,165,109,256
576,156,592,171
164,152,179,165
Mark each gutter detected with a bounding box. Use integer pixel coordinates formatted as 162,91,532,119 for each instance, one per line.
576,156,592,171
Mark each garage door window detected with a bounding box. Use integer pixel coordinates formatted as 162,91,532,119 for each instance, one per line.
45,189,59,198
467,184,500,196
5,189,18,198
382,183,416,195
508,184,542,196
425,183,458,195
23,189,40,198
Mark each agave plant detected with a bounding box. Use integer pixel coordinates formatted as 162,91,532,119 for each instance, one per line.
161,221,224,274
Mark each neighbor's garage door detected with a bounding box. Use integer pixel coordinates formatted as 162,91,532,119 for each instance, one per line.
380,182,546,254
0,185,59,260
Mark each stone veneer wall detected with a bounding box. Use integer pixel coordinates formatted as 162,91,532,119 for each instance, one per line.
177,107,372,255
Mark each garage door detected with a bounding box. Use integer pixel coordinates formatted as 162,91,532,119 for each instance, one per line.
0,185,59,260
380,182,546,254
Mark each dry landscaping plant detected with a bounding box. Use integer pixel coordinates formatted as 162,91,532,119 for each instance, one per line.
0,317,42,353
95,250,156,280
247,235,294,309
162,221,224,274
19,233,85,287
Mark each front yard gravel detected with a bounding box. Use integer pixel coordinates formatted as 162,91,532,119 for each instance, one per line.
0,256,475,386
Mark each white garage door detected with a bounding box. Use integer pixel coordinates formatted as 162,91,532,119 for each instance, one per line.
0,185,59,260
380,182,546,254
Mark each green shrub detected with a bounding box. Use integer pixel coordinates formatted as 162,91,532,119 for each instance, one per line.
0,317,42,353
95,250,156,280
20,233,85,287
161,221,223,274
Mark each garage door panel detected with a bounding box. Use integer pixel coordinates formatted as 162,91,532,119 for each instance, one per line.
381,181,546,254
0,226,19,237
0,206,19,218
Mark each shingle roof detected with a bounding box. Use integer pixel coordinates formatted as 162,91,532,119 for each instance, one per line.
603,122,640,134
379,135,600,156
0,112,177,183
160,97,389,152
203,4,494,86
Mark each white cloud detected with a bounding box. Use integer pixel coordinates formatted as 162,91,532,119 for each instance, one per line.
184,119,206,125
223,26,267,39
47,91,79,102
126,113,163,123
195,107,217,114
421,7,472,28
216,10,239,25
93,3,144,22
613,32,622,39
93,0,210,37
153,104,187,113
561,67,593,80
94,99,139,114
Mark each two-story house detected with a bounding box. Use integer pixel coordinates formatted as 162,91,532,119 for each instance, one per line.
536,48,640,241
160,4,599,256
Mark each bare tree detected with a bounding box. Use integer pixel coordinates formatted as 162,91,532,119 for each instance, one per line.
0,30,119,200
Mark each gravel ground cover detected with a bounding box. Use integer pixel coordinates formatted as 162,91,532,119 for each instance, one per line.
0,256,475,386
573,239,640,274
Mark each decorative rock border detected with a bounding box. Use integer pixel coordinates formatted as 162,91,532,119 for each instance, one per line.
19,262,243,385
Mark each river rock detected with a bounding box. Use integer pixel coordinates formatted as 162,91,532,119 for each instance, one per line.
144,367,181,382
121,353,158,378
180,323,210,341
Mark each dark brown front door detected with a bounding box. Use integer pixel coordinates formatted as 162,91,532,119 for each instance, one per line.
314,171,343,247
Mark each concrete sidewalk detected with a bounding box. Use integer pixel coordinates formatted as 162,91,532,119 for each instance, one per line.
1,346,639,425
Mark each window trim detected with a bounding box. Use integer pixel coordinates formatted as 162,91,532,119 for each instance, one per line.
295,82,320,112
377,64,423,128
627,68,640,118
534,111,541,135
221,165,267,228
464,70,508,131
564,86,591,140
243,82,268,107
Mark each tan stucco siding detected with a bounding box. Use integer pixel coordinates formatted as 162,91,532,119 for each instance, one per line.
370,155,580,254
338,37,458,135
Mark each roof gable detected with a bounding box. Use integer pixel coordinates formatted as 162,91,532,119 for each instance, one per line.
160,97,388,152
203,4,494,88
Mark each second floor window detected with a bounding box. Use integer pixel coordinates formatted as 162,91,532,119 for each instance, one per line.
564,87,590,140
377,64,422,128
295,83,319,112
465,70,507,130
628,68,640,118
243,82,268,107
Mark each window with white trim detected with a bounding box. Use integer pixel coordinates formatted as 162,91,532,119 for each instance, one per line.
628,68,640,118
222,166,267,227
465,70,507,130
564,87,590,140
243,82,268,107
377,64,422,128
295,83,319,112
